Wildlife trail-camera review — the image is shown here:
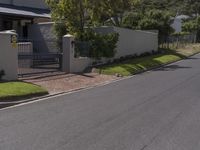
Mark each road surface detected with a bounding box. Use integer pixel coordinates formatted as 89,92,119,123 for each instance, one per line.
1,54,200,150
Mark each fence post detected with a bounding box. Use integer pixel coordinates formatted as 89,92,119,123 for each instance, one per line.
0,31,18,80
62,34,75,73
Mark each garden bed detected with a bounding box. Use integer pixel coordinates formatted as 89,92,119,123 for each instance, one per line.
96,44,200,76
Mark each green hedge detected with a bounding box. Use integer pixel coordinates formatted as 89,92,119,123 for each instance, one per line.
76,30,119,59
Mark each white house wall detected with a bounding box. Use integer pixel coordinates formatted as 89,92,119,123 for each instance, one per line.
171,19,182,33
171,15,190,33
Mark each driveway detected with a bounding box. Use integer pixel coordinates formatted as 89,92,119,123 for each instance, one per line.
1,54,200,150
22,73,118,94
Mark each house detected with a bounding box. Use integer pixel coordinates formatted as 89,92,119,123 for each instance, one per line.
0,0,50,40
0,0,62,76
171,15,190,33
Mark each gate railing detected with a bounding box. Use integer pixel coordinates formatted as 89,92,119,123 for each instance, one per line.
159,34,196,49
74,41,90,58
18,42,33,53
18,41,63,77
18,52,63,77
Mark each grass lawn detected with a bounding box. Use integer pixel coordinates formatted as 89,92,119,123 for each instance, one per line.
96,44,200,76
0,82,48,101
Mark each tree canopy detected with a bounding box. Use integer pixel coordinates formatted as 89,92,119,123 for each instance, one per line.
123,10,173,34
135,0,200,16
46,0,139,36
46,0,200,41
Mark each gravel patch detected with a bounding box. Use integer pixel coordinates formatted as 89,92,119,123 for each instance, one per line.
22,73,119,94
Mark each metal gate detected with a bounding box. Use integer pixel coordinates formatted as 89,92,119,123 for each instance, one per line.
18,42,62,77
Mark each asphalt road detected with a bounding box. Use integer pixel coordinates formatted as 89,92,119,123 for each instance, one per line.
1,54,200,150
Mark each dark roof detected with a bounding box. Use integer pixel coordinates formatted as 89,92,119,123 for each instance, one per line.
0,4,50,18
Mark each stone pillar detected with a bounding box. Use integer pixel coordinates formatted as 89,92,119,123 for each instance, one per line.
62,34,75,73
0,31,18,80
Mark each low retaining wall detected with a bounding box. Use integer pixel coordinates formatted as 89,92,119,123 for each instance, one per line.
0,31,18,80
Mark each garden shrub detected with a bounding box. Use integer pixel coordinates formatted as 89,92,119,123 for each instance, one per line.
76,29,119,59
139,52,152,57
171,32,190,36
54,22,68,52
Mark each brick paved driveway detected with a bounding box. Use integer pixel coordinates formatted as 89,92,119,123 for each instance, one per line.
21,72,119,94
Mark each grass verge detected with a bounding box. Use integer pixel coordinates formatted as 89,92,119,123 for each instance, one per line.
96,44,200,76
0,81,48,101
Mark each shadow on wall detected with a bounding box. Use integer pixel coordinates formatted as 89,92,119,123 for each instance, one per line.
28,23,57,53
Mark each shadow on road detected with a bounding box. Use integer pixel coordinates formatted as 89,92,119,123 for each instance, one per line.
155,65,191,71
186,57,199,60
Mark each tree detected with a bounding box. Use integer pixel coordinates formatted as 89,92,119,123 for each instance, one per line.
134,0,200,17
122,12,142,29
182,0,200,16
122,9,174,38
182,17,200,42
182,19,198,33
96,0,140,26
46,0,139,36
46,0,87,36
135,0,184,14
139,10,173,36
46,0,131,58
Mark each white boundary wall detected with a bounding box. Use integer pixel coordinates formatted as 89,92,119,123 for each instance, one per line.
0,31,18,80
94,26,158,58
62,27,158,73
115,27,158,58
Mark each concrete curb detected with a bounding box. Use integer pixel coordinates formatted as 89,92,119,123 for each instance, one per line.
0,93,62,105
0,52,200,109
0,78,123,105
